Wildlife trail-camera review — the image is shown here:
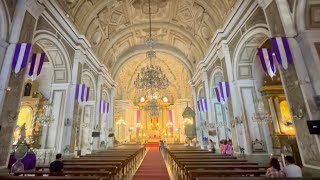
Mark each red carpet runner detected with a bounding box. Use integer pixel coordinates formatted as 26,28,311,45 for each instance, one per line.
133,147,170,180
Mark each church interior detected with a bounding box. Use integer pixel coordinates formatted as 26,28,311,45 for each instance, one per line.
0,0,320,179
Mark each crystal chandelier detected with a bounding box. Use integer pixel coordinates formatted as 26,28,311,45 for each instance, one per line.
147,89,160,100
38,101,54,126
252,99,272,124
133,0,169,91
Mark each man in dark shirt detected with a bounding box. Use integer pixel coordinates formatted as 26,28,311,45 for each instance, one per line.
50,153,64,172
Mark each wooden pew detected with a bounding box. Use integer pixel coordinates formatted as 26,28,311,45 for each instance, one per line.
0,176,100,180
196,177,267,180
184,165,268,179
13,171,111,180
188,169,266,180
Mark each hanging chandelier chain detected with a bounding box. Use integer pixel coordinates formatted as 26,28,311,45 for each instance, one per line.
149,0,151,39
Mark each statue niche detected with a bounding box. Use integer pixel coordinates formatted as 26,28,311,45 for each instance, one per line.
13,81,48,149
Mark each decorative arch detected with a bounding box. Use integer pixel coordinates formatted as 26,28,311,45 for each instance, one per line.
296,0,307,33
209,67,224,97
111,43,194,78
0,1,9,41
102,88,110,103
82,70,97,101
197,86,205,99
33,31,72,83
232,26,270,81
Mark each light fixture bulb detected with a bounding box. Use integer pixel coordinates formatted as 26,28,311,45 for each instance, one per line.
163,97,168,102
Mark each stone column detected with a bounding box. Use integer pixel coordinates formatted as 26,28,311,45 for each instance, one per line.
0,40,9,71
108,87,115,148
92,75,102,150
202,71,214,150
262,0,320,167
222,44,240,152
191,84,204,149
0,0,44,168
0,0,27,115
64,50,84,154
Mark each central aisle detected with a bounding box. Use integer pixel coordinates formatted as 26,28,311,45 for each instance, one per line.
133,147,170,180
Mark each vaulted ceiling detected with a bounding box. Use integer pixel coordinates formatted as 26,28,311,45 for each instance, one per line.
56,0,237,101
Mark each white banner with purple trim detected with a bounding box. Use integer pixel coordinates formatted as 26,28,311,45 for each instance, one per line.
29,53,46,80
271,37,293,70
219,81,230,102
257,48,276,78
75,84,90,103
12,43,32,74
214,87,223,103
197,99,208,112
100,100,106,114
99,100,109,114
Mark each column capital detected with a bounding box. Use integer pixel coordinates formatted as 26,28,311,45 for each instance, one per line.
256,0,272,9
0,39,9,48
202,71,209,81
74,50,86,65
26,0,45,19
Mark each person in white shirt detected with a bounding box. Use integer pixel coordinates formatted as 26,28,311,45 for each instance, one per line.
283,156,302,177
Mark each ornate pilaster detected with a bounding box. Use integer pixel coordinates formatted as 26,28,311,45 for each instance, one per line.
92,75,103,150
66,50,84,154
191,84,204,149
221,44,240,152
108,87,115,148
202,71,214,149
0,0,43,168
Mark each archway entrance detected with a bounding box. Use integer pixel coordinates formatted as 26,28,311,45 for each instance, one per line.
234,30,302,165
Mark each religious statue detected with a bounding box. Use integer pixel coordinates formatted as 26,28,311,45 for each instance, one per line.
18,123,26,144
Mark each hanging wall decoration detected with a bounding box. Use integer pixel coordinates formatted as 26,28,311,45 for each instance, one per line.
28,53,46,80
270,37,293,70
75,84,90,103
257,37,293,77
215,87,222,103
257,48,276,78
219,81,230,102
197,99,208,112
12,43,32,74
99,100,110,114
99,100,106,114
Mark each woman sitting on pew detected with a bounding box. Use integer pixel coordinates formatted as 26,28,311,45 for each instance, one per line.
225,140,233,156
219,140,225,154
266,158,285,177
209,139,216,153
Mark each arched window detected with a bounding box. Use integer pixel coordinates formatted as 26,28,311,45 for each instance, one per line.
213,72,223,93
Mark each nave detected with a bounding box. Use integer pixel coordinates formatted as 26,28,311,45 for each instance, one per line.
1,0,320,179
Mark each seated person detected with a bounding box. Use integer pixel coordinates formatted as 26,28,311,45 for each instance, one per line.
266,158,285,177
50,153,63,172
283,156,302,177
